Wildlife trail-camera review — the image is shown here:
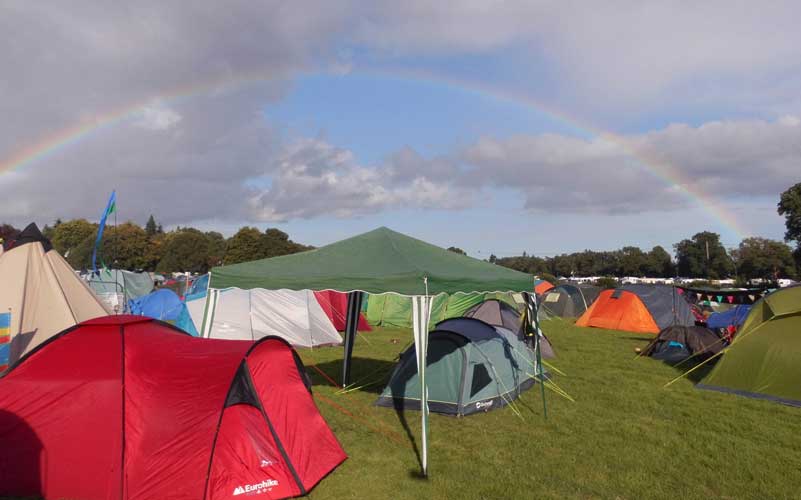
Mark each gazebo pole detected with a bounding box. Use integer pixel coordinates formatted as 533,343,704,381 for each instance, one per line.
524,292,547,419
341,291,364,387
411,293,431,476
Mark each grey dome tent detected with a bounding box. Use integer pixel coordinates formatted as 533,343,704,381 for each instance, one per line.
376,317,544,416
464,299,556,359
541,284,600,318
641,325,724,363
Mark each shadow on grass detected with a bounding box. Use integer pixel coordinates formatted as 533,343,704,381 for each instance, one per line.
309,357,397,394
654,355,719,384
308,357,427,476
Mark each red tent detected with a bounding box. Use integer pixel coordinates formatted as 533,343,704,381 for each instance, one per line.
0,315,346,500
314,290,371,331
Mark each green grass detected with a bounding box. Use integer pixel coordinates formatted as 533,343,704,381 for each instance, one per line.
6,320,801,499
302,320,801,500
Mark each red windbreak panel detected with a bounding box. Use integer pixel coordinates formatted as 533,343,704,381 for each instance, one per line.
247,340,347,492
0,325,123,500
122,322,252,500
207,404,299,500
313,291,371,331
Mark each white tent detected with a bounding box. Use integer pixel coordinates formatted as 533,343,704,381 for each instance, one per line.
0,224,110,365
188,288,341,348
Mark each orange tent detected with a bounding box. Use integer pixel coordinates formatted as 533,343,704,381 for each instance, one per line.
534,280,554,295
575,289,660,334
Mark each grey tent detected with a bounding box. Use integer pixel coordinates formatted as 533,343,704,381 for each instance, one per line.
641,325,724,363
541,284,600,318
464,299,556,358
376,317,543,416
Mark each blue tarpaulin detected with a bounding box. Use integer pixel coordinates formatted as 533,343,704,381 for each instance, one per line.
129,288,199,336
707,304,751,330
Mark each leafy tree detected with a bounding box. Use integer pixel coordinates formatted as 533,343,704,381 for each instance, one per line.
51,219,97,258
71,222,150,270
488,254,497,264
674,232,733,279
447,246,466,255
731,237,796,282
205,231,227,268
262,228,312,257
643,246,674,277
157,228,214,274
0,223,20,249
224,227,266,265
778,182,801,245
145,215,158,237
618,246,647,276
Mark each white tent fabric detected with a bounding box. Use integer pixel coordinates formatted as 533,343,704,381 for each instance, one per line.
195,288,342,348
0,239,110,364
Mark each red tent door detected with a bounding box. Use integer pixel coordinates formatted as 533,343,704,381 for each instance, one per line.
205,363,303,500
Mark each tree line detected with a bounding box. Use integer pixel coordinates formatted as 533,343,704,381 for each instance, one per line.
492,182,801,283
0,216,312,274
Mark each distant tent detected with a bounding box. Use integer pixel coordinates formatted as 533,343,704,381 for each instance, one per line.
129,288,198,336
576,285,694,334
197,288,342,348
541,284,600,318
0,223,110,368
88,268,154,312
707,304,751,331
313,290,371,331
0,315,346,499
698,286,801,406
365,292,518,329
641,325,724,363
376,317,544,416
534,279,554,295
464,299,555,358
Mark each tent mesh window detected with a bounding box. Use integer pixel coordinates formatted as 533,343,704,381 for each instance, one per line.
611,289,624,299
470,363,492,398
224,363,261,408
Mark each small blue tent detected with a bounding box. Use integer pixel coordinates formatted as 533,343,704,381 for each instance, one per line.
707,304,751,330
128,289,199,336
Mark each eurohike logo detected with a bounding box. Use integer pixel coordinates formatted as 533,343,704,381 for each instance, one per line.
232,479,279,496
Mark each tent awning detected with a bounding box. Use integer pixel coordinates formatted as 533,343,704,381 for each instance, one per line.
209,227,533,295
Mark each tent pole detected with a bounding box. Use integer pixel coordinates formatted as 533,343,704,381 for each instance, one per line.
342,291,363,387
524,292,547,419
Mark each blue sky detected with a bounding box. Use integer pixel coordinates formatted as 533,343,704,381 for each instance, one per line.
1,2,799,257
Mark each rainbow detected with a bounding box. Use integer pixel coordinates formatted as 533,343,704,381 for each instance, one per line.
0,67,749,238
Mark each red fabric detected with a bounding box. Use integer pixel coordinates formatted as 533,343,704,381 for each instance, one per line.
207,405,299,499
248,340,347,492
0,315,346,500
313,290,371,331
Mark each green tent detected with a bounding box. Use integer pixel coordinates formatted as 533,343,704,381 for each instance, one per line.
88,269,154,310
698,286,801,406
206,227,540,475
366,291,518,329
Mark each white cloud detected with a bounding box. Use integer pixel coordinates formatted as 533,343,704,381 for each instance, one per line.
134,104,182,131
246,139,473,222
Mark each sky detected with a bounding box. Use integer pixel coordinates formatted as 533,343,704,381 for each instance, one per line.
1,2,800,257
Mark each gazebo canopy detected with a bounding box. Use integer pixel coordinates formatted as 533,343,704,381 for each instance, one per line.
209,227,533,295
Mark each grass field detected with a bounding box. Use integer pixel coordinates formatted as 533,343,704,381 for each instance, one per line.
301,319,801,500
6,319,801,500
